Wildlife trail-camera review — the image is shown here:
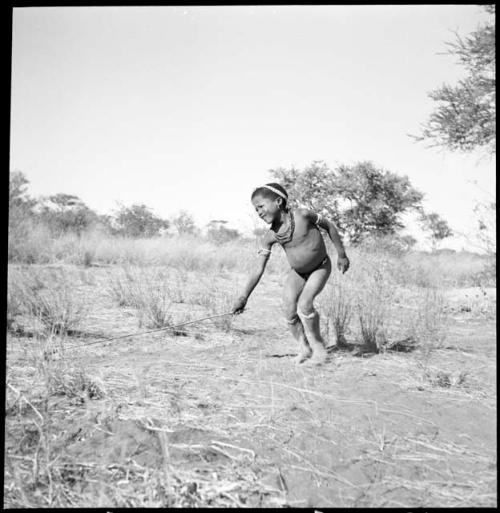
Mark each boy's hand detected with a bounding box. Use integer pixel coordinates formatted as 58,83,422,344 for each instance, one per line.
337,255,350,274
232,296,247,315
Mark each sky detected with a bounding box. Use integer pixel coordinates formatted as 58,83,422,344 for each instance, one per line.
10,5,495,250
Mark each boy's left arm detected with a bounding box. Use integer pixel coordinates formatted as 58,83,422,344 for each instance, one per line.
312,212,350,273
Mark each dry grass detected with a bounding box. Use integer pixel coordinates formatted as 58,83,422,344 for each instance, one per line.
105,265,241,332
5,310,496,508
106,267,186,329
5,232,496,508
354,258,396,352
7,266,89,335
195,284,240,332
319,251,449,354
320,269,355,348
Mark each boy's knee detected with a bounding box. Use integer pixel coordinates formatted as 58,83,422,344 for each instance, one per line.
297,299,315,317
298,307,317,320
285,313,300,325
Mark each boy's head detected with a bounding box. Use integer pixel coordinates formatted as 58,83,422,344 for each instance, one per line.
251,183,288,209
251,183,289,223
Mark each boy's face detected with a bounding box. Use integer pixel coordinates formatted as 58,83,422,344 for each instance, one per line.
252,194,281,224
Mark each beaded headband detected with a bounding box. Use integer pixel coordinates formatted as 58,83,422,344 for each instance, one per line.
262,185,288,200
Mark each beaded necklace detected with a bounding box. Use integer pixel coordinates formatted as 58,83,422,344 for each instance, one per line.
273,210,295,245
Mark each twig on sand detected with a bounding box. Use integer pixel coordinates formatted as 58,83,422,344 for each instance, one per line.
283,447,356,488
287,462,356,488
210,440,255,460
219,491,245,507
138,417,174,433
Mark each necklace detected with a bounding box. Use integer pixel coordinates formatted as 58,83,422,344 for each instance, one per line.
273,210,295,245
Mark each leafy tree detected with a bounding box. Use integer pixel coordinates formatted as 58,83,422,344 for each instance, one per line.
8,170,37,242
206,220,240,244
413,5,495,154
269,161,424,244
398,234,418,251
170,210,198,236
270,161,341,224
95,214,116,234
419,211,453,251
113,203,169,238
9,171,37,225
37,193,99,236
9,171,35,212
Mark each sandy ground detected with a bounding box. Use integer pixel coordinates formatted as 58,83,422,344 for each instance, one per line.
4,266,497,507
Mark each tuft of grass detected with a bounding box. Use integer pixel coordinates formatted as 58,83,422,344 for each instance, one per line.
319,271,355,348
354,260,396,353
163,268,190,304
318,247,451,355
401,288,448,353
107,266,230,332
7,268,27,332
132,270,174,329
8,267,89,335
107,266,196,329
197,285,238,332
106,266,140,307
82,250,94,267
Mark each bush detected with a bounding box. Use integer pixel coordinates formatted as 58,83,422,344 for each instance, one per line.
319,271,355,348
8,267,89,335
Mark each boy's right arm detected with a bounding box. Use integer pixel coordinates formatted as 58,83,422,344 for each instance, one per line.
232,234,274,314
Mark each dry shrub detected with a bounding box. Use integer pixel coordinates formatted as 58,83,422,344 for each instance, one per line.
9,224,287,279
9,223,492,289
319,271,355,348
320,244,401,352
47,365,106,401
398,250,495,288
83,234,253,273
8,266,89,335
106,266,197,329
163,268,190,303
106,266,140,307
7,267,28,332
421,367,469,389
352,254,397,353
130,269,174,329
8,219,55,264
196,284,239,332
82,250,94,267
32,336,106,400
106,265,239,331
400,288,448,350
319,246,449,354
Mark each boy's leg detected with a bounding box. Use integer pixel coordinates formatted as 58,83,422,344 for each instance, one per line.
297,257,332,364
283,270,312,364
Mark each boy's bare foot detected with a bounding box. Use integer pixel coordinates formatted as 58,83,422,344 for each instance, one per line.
294,348,313,365
307,345,328,365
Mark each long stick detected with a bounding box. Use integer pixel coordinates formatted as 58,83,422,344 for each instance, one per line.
65,311,236,350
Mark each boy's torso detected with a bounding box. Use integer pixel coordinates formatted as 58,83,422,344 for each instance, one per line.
272,210,327,274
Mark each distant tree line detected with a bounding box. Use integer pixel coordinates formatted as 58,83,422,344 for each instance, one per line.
8,171,246,244
10,162,453,252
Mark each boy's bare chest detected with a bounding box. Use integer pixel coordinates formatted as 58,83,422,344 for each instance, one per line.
273,216,314,247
